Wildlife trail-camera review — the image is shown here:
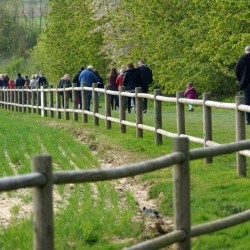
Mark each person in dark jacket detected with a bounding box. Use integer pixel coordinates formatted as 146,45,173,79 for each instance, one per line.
122,62,142,113
236,46,250,125
15,73,25,88
137,60,153,113
108,67,118,110
73,66,84,107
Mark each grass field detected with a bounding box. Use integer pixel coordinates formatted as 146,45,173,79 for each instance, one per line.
0,99,249,249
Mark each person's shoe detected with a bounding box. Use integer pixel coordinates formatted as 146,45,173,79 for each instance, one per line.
143,109,147,113
191,108,194,112
247,121,250,125
128,109,131,113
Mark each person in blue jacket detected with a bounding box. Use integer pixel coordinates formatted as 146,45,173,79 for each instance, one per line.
79,65,101,110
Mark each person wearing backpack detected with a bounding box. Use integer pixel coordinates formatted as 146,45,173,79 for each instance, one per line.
137,60,153,113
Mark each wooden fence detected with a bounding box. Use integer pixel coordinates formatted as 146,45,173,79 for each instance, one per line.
0,138,250,250
0,85,249,176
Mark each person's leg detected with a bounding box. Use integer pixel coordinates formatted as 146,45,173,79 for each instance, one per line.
127,97,131,113
142,86,148,112
87,92,92,111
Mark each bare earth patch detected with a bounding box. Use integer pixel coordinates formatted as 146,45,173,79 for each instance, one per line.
0,121,173,244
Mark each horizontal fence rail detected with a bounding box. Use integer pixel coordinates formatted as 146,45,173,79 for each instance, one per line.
0,138,250,249
0,85,250,177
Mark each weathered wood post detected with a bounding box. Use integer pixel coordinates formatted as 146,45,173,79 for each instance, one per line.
135,87,143,138
236,96,246,177
93,83,99,126
31,87,35,114
72,83,78,122
203,93,213,164
49,85,54,118
22,88,26,113
4,87,7,110
14,88,18,112
18,88,22,112
82,86,88,123
44,87,48,117
27,88,31,113
63,84,69,120
37,88,41,115
32,155,54,250
154,89,162,145
119,86,126,134
173,137,191,250
105,85,111,129
176,91,185,135
56,87,61,119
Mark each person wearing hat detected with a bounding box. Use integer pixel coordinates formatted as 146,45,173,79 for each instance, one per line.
236,46,250,125
79,65,101,110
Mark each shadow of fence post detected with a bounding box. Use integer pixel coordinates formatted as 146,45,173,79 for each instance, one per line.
236,96,246,176
174,137,191,250
32,155,54,250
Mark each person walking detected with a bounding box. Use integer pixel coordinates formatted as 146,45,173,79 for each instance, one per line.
184,82,198,112
236,46,250,125
137,60,153,113
122,63,142,113
79,65,101,111
15,73,25,88
73,66,84,107
58,74,72,107
108,67,119,110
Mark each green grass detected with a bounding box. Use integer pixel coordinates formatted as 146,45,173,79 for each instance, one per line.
0,98,250,249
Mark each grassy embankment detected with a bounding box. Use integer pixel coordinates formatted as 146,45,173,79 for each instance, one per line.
0,99,249,249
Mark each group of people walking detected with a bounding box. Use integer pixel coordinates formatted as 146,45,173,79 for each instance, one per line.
0,72,48,89
60,60,153,113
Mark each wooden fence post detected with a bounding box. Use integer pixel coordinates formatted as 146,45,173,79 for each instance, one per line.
32,155,54,250
4,88,7,110
44,87,48,117
22,88,26,113
105,85,111,129
176,91,185,135
173,137,191,250
56,87,61,120
18,88,22,112
27,88,31,113
72,83,78,122
203,93,213,164
82,87,88,123
49,85,54,118
236,96,246,177
63,84,69,120
154,89,162,145
119,86,126,134
93,83,99,126
136,87,143,138
37,88,41,115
